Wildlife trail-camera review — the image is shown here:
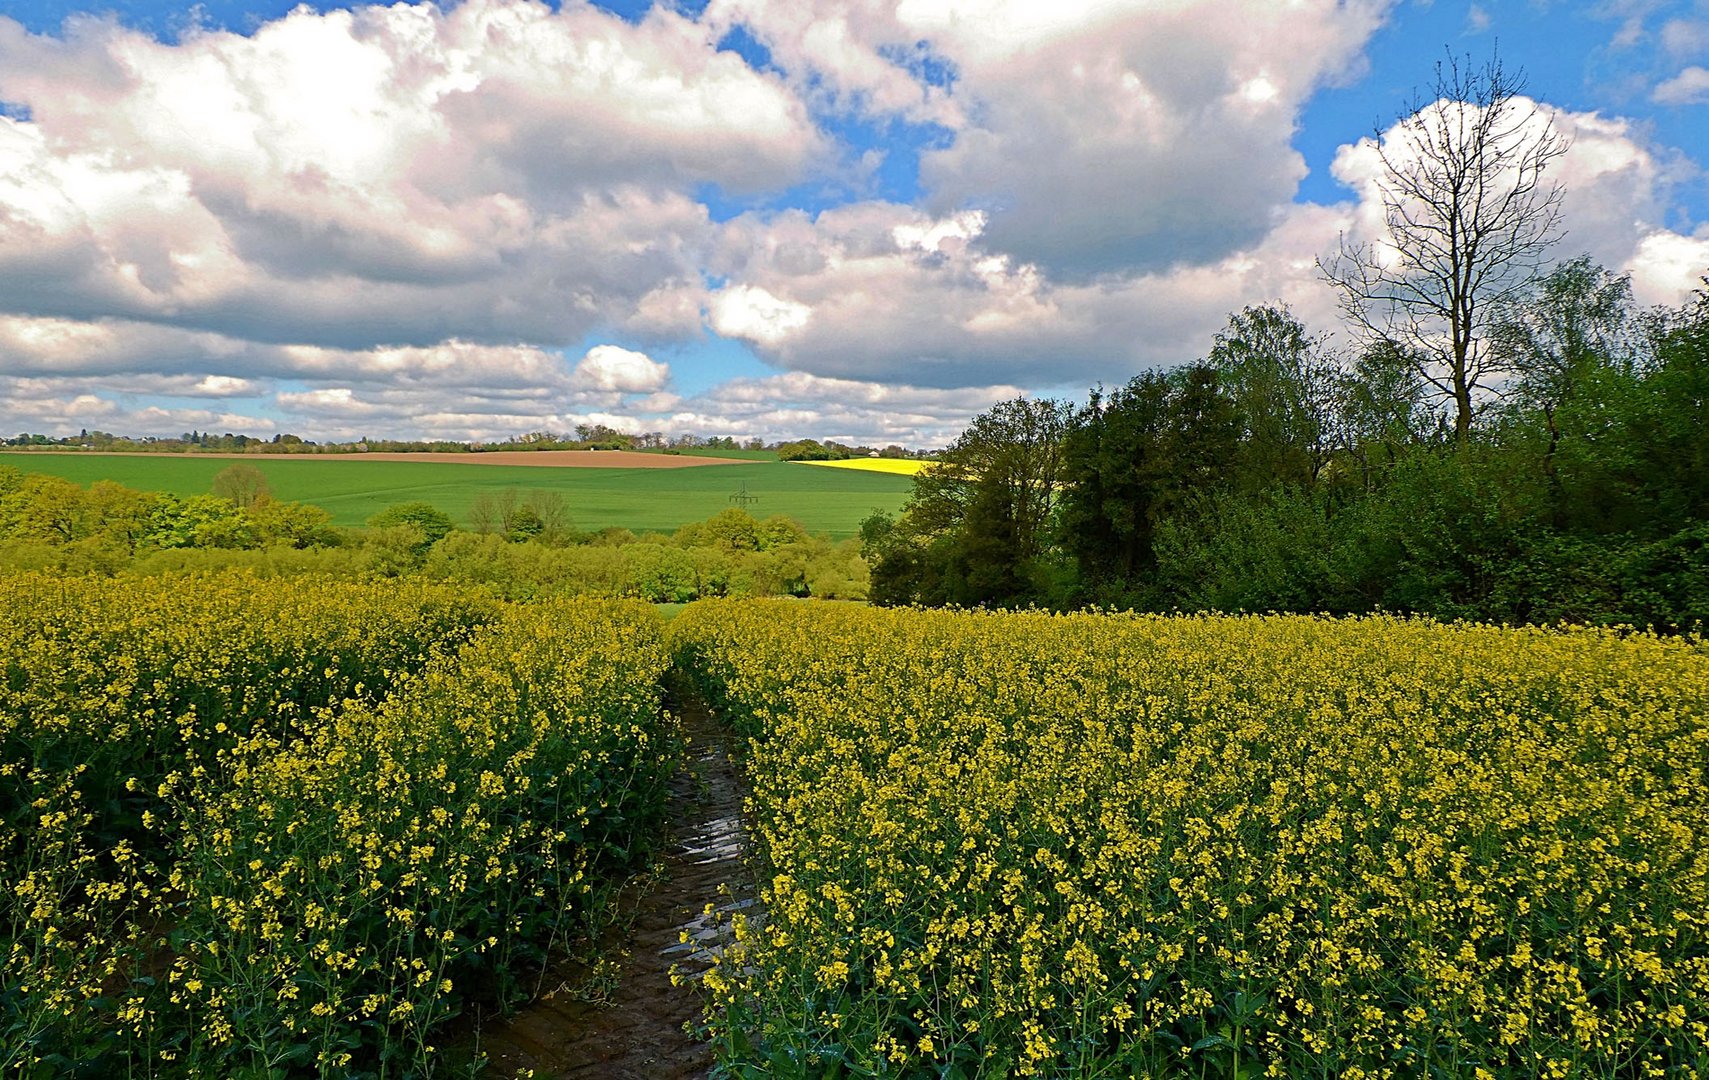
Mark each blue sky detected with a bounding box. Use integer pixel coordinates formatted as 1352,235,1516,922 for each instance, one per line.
0,0,1705,445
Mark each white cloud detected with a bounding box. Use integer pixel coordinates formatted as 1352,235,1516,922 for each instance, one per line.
277,339,574,389
191,375,256,397
694,92,1709,390
0,0,1704,448
0,351,1024,446
0,0,819,347
1325,97,1708,308
0,375,278,436
1653,64,1709,103
276,387,374,415
1626,228,1709,306
571,345,671,393
709,284,813,346
1659,16,1709,58
702,0,963,126
0,314,257,376
914,0,1390,277
650,370,1025,446
707,0,1391,278
700,199,1346,388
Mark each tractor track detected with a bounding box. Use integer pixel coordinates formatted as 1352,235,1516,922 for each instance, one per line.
473,677,756,1079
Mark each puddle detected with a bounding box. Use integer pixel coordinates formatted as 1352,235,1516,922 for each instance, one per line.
470,676,756,1079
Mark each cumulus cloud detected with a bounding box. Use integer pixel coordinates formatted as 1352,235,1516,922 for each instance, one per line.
0,374,278,436
571,345,671,393
1327,99,1709,307
710,0,1391,278
702,0,963,126
1626,229,1709,305
661,371,1024,446
192,375,256,397
692,92,1709,390
0,0,818,348
697,198,1339,389
0,315,260,377
0,364,1021,447
0,0,1705,448
1653,64,1709,103
709,285,813,346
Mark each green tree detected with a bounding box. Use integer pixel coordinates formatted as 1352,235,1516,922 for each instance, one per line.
147,494,260,549
0,475,93,543
678,508,762,552
1489,257,1641,527
254,499,339,549
505,505,546,543
470,489,571,543
1208,304,1341,486
367,502,454,547
774,439,841,461
1626,280,1709,531
1493,257,1638,414
758,514,810,549
1057,366,1241,598
1338,339,1436,492
86,480,159,553
871,397,1069,606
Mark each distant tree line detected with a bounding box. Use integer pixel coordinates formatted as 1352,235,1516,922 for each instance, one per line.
1,425,930,461
864,263,1708,631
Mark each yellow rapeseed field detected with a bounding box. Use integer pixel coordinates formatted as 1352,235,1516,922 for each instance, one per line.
796,458,936,476
672,601,1709,1079
1,573,673,1077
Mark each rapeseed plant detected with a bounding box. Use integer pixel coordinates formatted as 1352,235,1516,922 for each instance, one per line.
2,576,673,1078
673,601,1709,1079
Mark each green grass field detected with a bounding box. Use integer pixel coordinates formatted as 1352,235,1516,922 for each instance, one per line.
1,454,912,537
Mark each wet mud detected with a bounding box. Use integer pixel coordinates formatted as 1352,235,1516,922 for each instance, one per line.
471,677,755,1079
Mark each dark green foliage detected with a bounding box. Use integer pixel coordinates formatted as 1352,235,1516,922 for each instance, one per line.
1054,366,1242,604
774,439,844,461
366,500,454,546
873,262,1709,630
868,397,1069,607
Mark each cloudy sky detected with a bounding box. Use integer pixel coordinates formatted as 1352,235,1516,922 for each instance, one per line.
1,0,1705,446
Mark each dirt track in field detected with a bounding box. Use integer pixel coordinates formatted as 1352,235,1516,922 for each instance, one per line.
2,449,759,468
473,678,756,1079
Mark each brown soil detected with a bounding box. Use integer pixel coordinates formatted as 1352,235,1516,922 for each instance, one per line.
471,678,756,1079
0,449,759,468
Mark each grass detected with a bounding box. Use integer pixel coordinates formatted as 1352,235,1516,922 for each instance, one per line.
1,454,913,538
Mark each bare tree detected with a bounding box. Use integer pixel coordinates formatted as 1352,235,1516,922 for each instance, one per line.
1319,51,1569,443
210,463,271,509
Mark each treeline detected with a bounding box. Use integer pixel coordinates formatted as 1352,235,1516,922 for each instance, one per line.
0,427,743,454
865,259,1708,631
0,468,869,602
2,424,928,461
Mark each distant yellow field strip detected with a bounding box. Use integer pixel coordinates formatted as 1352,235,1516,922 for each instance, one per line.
795,458,935,475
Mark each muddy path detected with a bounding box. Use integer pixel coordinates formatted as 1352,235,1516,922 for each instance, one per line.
472,676,756,1079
